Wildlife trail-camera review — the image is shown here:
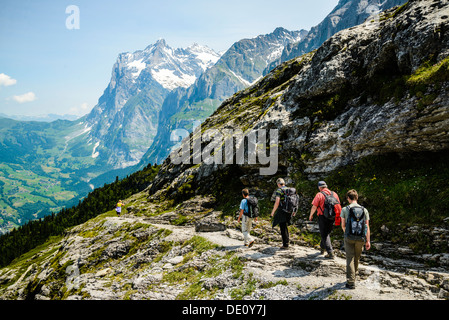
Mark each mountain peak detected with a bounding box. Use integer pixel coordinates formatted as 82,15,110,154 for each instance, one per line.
155,38,167,47
144,38,168,51
187,42,201,49
272,26,289,35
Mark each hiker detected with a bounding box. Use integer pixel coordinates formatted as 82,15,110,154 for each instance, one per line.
271,178,298,249
341,189,371,289
116,200,123,216
237,188,257,248
309,181,341,259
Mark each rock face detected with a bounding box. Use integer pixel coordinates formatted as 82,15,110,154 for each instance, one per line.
282,0,449,177
148,0,449,197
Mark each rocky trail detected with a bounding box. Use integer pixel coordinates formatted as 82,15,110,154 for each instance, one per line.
149,219,448,300
126,200,449,300
1,202,448,301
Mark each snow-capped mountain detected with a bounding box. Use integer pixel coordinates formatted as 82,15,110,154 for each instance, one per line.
87,39,220,121
137,27,308,166
82,40,221,169
143,40,221,90
82,28,308,170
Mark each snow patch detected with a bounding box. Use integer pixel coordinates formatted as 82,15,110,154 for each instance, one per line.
229,70,252,86
151,69,196,90
65,124,92,142
267,46,284,63
187,43,221,71
127,59,146,78
92,142,100,159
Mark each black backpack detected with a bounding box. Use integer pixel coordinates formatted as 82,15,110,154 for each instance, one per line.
245,196,259,218
347,206,366,240
321,191,340,221
280,187,299,214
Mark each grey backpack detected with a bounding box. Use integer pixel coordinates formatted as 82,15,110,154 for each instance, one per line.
347,206,366,240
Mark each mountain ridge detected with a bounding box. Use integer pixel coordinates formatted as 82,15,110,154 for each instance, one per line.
264,0,408,75
137,27,308,167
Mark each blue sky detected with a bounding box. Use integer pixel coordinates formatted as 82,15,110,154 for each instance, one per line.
0,0,338,117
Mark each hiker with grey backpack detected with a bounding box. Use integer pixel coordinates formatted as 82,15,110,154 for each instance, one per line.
340,189,371,289
271,178,299,249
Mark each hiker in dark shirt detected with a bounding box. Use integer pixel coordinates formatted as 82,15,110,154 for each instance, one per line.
271,178,295,249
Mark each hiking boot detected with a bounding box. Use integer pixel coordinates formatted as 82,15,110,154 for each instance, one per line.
248,240,255,248
345,283,355,289
325,252,335,259
279,246,289,250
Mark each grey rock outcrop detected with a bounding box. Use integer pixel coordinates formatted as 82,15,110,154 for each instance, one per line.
147,0,449,198
195,211,227,232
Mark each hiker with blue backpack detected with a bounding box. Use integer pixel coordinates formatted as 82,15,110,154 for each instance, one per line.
238,188,258,248
340,189,371,289
309,181,342,259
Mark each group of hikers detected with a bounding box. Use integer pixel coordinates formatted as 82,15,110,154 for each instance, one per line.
237,178,371,290
115,177,370,289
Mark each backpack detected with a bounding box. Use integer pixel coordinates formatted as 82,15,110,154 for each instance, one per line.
347,206,366,240
244,196,259,218
280,187,299,215
321,191,341,221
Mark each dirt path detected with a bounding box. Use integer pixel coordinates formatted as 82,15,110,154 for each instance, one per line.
150,222,445,300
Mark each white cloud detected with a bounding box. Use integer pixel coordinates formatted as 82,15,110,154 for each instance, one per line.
12,92,37,103
70,102,91,115
80,102,90,112
0,73,17,87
